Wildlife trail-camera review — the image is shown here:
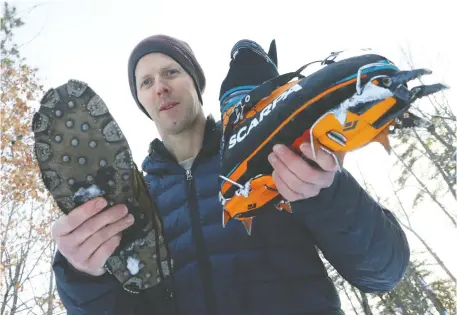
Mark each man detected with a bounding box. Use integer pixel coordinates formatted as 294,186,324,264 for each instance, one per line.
51,34,410,315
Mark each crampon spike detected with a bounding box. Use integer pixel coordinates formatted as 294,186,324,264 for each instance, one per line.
241,217,253,235
275,201,292,213
222,210,231,227
373,127,391,154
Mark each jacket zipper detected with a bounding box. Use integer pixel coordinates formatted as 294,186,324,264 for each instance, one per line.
186,168,218,315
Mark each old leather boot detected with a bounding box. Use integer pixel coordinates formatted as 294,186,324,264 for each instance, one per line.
32,79,172,293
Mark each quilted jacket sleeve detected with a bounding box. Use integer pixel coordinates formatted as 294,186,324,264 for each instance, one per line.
292,169,410,293
53,250,168,315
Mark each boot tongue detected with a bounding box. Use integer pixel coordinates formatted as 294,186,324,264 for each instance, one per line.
267,39,278,68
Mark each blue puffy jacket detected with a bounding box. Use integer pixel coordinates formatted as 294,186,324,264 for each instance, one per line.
53,116,410,315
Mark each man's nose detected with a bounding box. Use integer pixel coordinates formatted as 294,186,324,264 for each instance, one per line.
154,79,170,97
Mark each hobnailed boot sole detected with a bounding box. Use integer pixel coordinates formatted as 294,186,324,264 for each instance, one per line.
32,79,171,293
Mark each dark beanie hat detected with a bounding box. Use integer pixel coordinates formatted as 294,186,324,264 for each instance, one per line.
128,34,206,118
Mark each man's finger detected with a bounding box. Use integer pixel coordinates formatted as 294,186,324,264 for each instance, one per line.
272,170,301,201
87,234,122,271
272,144,334,186
272,144,326,182
272,145,307,174
52,198,107,237
79,214,134,255
68,205,128,246
268,152,306,188
300,143,338,172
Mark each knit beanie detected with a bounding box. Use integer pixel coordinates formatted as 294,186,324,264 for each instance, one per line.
128,34,206,118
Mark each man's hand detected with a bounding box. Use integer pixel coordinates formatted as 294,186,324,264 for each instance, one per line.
51,198,134,276
268,142,340,202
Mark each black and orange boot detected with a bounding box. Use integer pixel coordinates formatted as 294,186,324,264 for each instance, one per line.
218,49,448,235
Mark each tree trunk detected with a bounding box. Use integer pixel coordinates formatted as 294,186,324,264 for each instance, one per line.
342,283,360,315
426,124,455,153
409,268,449,315
391,291,410,315
412,129,455,198
400,222,455,282
46,242,56,315
10,258,22,315
350,285,373,315
1,282,12,315
360,291,374,315
389,177,456,282
378,294,398,315
392,148,456,226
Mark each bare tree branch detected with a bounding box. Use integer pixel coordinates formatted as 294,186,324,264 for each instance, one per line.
391,148,456,226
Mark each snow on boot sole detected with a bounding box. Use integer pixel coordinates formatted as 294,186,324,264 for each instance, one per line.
32,79,171,293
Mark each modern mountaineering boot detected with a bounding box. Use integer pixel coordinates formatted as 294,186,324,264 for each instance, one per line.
32,79,172,293
218,47,448,235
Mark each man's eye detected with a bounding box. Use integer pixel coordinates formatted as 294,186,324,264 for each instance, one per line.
165,69,179,76
141,78,152,87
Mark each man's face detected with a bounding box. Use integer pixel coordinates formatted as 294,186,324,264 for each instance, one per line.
135,53,201,135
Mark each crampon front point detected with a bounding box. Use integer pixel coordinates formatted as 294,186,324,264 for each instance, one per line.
219,53,449,235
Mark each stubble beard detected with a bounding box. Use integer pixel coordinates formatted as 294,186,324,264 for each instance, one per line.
167,109,199,136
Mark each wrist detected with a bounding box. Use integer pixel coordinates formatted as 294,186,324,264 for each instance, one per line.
69,262,105,277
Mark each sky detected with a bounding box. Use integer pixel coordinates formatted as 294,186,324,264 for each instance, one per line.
8,0,457,293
